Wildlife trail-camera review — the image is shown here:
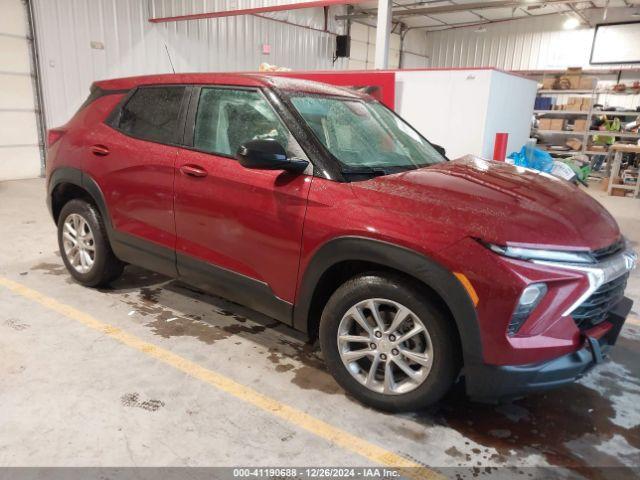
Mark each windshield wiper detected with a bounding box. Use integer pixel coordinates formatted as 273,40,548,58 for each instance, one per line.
341,166,391,178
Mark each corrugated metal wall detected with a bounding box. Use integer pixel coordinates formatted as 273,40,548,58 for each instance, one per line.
32,0,350,128
424,8,639,71
402,30,431,68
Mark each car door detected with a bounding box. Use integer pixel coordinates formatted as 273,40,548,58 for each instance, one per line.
174,86,312,322
89,85,189,275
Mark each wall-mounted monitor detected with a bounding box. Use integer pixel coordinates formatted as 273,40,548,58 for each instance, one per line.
590,21,640,64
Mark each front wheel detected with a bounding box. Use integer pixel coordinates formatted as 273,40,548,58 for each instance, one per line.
319,274,460,412
57,199,124,287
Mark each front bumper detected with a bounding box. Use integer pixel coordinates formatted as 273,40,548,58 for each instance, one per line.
464,296,633,402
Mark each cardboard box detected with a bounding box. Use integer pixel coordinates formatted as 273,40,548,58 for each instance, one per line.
566,138,582,150
565,67,583,89
573,119,588,132
542,77,556,89
568,96,582,106
566,76,581,89
581,98,592,111
538,118,553,130
579,76,597,90
550,119,566,130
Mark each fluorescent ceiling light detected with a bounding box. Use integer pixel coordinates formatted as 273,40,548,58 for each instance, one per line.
563,17,580,29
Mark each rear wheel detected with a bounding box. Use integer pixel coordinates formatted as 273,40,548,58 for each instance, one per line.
57,199,124,287
319,274,460,411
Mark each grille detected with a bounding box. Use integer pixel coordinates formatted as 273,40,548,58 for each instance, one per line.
572,272,629,330
591,239,625,262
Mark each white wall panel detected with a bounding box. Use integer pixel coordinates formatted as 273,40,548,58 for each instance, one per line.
424,8,640,71
402,52,429,68
347,58,366,70
350,22,369,42
344,21,426,70
0,0,28,36
0,74,35,109
0,0,40,181
0,146,42,180
0,36,31,73
0,111,39,146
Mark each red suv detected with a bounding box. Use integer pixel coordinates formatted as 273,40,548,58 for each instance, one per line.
46,73,636,411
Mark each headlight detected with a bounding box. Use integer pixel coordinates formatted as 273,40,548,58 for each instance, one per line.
486,243,593,264
508,283,547,336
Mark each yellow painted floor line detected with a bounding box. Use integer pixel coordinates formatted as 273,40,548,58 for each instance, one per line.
0,276,441,480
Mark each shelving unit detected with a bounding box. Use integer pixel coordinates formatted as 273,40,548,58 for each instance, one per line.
532,129,640,138
532,89,596,158
538,89,593,94
531,88,640,158
534,110,587,115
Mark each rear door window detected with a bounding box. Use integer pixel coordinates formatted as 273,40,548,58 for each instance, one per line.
117,86,186,144
193,87,305,159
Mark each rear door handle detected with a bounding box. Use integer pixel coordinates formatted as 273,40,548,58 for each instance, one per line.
180,164,208,178
90,144,110,156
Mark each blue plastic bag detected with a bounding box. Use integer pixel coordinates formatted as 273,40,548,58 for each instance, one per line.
508,146,554,173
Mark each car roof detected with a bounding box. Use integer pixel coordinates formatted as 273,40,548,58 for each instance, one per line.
94,72,367,100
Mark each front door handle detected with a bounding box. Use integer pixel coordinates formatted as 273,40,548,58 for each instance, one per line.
90,144,110,156
180,164,208,178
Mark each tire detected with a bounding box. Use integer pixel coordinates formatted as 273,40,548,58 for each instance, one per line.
319,273,460,412
57,199,124,287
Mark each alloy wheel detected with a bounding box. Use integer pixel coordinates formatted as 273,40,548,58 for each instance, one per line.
337,298,434,395
62,213,96,274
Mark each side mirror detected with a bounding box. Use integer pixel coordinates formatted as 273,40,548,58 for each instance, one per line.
236,139,309,174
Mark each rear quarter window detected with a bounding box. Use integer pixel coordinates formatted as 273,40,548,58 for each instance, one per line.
115,86,186,144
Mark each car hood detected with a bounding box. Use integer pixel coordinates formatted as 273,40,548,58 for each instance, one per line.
352,156,620,250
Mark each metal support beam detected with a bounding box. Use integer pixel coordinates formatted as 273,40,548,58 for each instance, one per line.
336,0,589,20
374,0,392,69
149,0,367,23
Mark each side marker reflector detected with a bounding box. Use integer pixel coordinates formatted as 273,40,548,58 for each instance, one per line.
454,272,479,306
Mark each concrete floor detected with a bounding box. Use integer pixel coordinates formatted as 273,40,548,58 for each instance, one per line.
0,178,639,479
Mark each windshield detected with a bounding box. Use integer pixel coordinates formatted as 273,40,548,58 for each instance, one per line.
290,95,445,173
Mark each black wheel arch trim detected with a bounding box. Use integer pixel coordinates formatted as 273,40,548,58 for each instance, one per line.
48,167,112,230
293,236,483,365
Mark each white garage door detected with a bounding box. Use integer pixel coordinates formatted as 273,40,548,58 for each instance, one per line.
0,0,41,181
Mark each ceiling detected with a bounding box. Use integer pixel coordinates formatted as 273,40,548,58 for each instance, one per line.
346,0,639,31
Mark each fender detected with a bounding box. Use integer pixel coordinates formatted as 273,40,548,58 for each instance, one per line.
293,236,483,365
48,167,111,229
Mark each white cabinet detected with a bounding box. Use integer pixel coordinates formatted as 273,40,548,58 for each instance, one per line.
395,69,537,160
